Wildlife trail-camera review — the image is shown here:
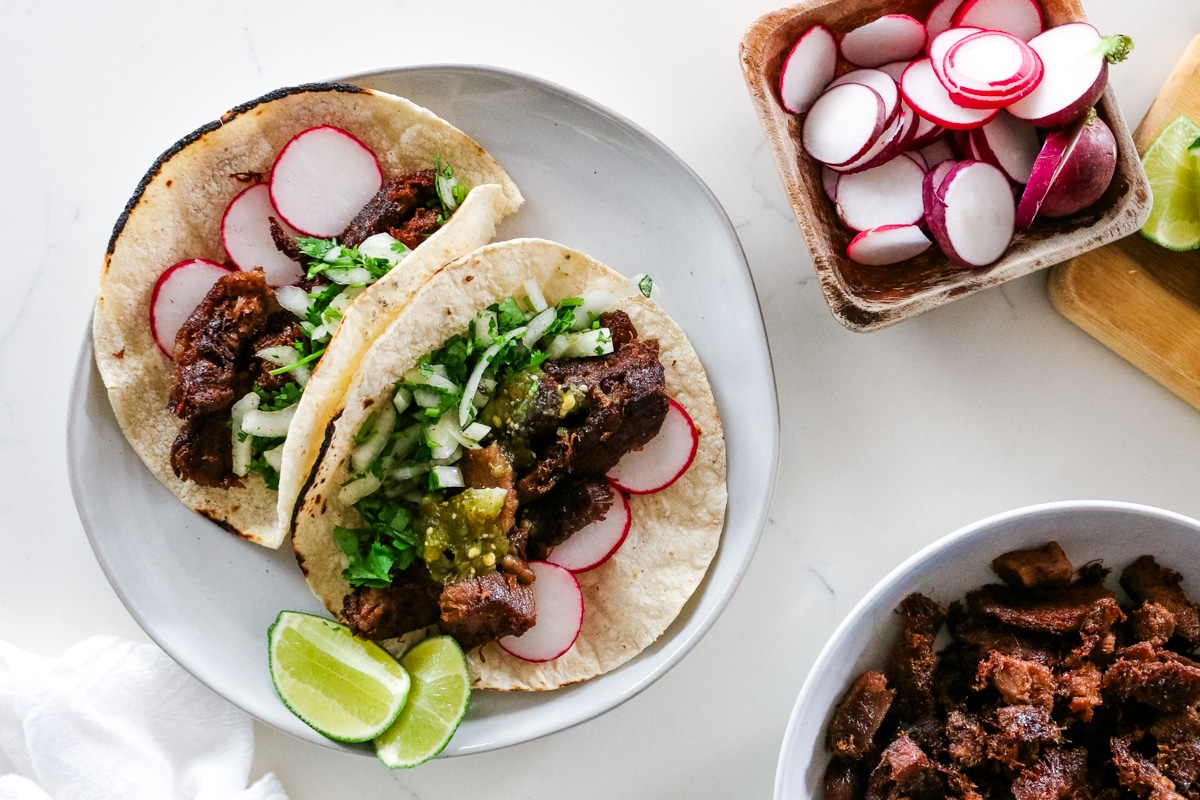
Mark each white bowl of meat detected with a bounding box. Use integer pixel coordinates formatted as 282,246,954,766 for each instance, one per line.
776,501,1200,800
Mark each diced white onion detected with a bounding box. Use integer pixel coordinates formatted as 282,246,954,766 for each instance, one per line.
524,279,548,313
462,422,491,442
413,388,443,408
545,327,614,359
391,456,458,482
241,404,297,438
472,310,498,346
429,465,464,490
437,175,460,212
390,423,423,462
521,306,557,348
262,444,285,472
569,274,653,330
274,285,311,318
403,366,458,394
358,233,409,266
393,386,413,415
229,392,260,477
426,414,463,461
459,341,502,427
255,345,310,387
325,266,373,286
339,473,381,506
349,398,397,473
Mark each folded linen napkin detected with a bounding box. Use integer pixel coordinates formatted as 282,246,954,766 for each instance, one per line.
0,637,289,800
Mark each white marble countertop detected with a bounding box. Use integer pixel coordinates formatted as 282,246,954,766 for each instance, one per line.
5,0,1200,797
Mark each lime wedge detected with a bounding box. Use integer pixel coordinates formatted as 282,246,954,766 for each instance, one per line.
268,611,410,743
374,636,471,768
1140,114,1200,250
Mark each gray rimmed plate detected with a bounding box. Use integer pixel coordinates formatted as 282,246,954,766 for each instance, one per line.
69,64,778,755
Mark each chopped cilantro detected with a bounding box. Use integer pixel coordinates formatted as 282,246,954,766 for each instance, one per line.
638,275,654,297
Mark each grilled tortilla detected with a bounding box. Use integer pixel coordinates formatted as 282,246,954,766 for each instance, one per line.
291,238,727,690
93,83,522,548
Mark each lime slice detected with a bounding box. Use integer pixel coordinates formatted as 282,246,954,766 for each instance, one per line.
374,635,471,768
268,611,410,743
1140,114,1200,251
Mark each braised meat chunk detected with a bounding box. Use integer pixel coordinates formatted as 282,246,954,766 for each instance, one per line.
1122,556,1200,648
992,543,1074,589
170,413,238,488
342,565,442,641
828,670,895,760
887,593,947,722
439,571,535,651
340,169,437,248
521,478,615,561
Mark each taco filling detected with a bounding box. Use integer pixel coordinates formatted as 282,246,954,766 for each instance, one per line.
168,160,470,490
330,277,670,652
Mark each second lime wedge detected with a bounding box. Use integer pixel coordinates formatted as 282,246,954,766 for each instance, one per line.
268,611,410,743
374,635,471,768
1140,114,1200,251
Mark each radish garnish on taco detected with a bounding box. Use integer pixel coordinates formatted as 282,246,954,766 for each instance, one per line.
291,239,726,690
93,83,522,548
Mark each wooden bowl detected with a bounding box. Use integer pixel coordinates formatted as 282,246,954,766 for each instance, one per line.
739,0,1152,332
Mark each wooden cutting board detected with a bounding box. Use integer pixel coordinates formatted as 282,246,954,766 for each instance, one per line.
1048,34,1200,410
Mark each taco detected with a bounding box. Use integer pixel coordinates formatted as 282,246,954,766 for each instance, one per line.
93,83,522,548
291,238,726,690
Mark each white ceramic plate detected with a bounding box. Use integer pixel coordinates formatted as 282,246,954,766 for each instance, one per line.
775,500,1200,799
69,65,778,755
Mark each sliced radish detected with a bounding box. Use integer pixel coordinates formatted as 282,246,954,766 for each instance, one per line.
841,15,927,68
802,83,886,166
877,61,911,83
778,26,839,114
902,150,929,172
821,166,840,202
498,562,583,662
828,106,909,175
951,0,1043,42
835,155,927,231
828,69,900,125
149,259,235,357
910,115,946,148
944,30,1043,105
922,159,960,211
929,26,983,90
926,161,1015,267
847,224,933,265
221,184,305,287
268,126,382,238
925,0,968,48
1015,114,1087,228
1007,24,1131,128
973,112,1041,184
919,138,956,167
901,58,998,130
608,398,699,494
544,489,631,573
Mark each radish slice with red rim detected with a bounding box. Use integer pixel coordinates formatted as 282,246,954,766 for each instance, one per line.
828,107,908,175
545,489,631,573
269,125,383,238
608,399,699,494
919,138,956,168
877,61,911,83
841,14,927,67
828,69,900,125
221,184,305,287
802,83,886,166
925,0,968,49
847,224,933,265
498,562,583,662
926,161,1015,267
836,155,927,231
973,112,1041,184
150,259,235,357
902,150,929,172
951,0,1043,42
1006,24,1129,128
921,159,959,214
822,166,840,202
779,26,838,114
901,58,997,130
929,27,983,90
944,30,1042,99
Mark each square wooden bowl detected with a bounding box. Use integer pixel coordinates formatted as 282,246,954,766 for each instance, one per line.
739,0,1151,332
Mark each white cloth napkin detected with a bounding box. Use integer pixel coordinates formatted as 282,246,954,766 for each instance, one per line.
0,637,289,800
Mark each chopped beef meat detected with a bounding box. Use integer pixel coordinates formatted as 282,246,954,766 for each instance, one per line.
250,319,305,392
169,268,278,418
268,216,304,263
169,413,239,488
966,581,1118,636
865,734,942,800
948,603,1065,666
1150,709,1200,745
993,543,1075,589
340,170,437,248
976,652,1056,708
390,206,443,250
939,762,985,800
1158,741,1200,793
1112,737,1187,800
1133,602,1179,648
515,339,668,503
887,593,947,722
946,710,987,768
438,571,535,651
1069,596,1125,665
521,478,615,560
341,565,442,640
1103,653,1200,712
459,443,518,535
1011,747,1091,800
995,704,1063,745
828,670,895,761
1122,557,1200,648
598,309,638,349
825,760,865,800
1058,663,1104,722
